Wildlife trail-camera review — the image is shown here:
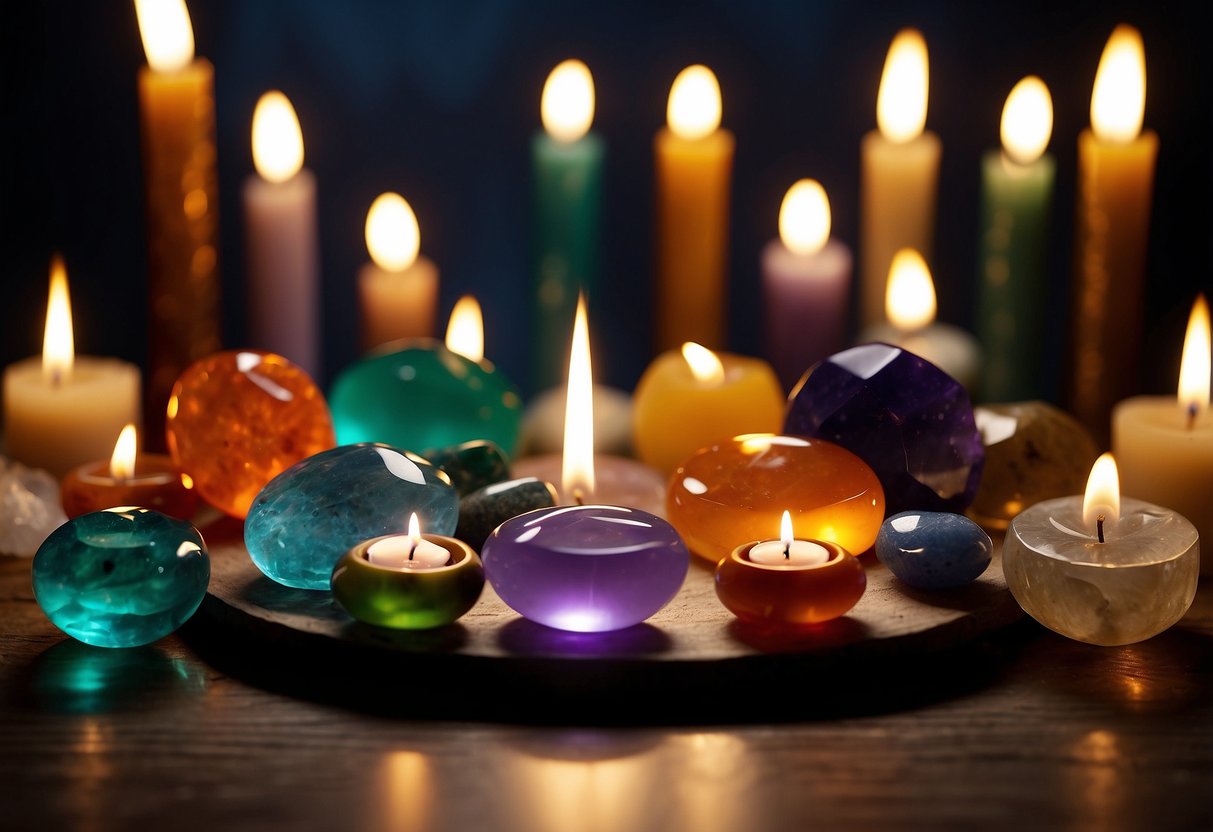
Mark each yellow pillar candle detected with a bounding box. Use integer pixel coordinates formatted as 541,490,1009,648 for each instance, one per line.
1067,24,1158,444
859,28,941,328
632,342,785,475
358,192,440,353
654,65,735,353
1113,295,1213,576
134,0,221,443
3,258,141,477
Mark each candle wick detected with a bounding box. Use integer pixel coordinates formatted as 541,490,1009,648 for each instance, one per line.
573,488,586,506
1187,402,1199,431
1097,514,1105,544
783,542,790,559
408,541,417,561
51,368,62,389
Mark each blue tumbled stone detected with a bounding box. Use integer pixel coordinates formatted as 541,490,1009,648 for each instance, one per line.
875,510,993,590
244,443,458,590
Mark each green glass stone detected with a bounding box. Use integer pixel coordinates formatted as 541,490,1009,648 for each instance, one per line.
455,477,559,551
329,340,524,458
32,508,210,648
423,440,511,496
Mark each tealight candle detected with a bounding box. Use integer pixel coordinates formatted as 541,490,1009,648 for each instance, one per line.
365,515,451,569
1003,453,1199,646
358,192,440,352
715,510,866,626
60,423,197,519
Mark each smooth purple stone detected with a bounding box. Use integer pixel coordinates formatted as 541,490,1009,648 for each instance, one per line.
481,504,690,633
784,343,985,515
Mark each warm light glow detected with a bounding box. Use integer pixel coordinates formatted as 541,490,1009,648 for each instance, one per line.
1000,76,1053,165
408,512,422,543
876,28,929,143
885,248,936,331
1090,24,1146,144
365,193,420,272
1178,294,1211,418
134,0,195,73
779,510,794,548
562,293,596,501
42,255,74,384
681,342,725,384
667,65,721,141
778,179,831,256
445,295,485,363
541,59,595,142
251,91,304,184
1082,453,1121,531
110,424,138,481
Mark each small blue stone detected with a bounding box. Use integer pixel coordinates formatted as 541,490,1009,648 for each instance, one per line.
875,510,992,590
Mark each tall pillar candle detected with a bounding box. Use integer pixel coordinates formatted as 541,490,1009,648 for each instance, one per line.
242,91,320,379
531,59,604,392
1066,24,1158,444
859,28,940,328
134,0,220,446
654,65,735,353
358,192,439,353
976,77,1056,403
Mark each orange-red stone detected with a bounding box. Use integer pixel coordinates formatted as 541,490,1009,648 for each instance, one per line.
715,540,866,625
166,350,335,518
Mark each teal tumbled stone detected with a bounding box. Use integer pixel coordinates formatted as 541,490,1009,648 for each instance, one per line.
423,440,511,497
329,341,524,458
244,443,459,590
32,508,210,648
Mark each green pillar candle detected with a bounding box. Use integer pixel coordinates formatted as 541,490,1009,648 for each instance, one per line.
531,59,604,391
975,77,1056,404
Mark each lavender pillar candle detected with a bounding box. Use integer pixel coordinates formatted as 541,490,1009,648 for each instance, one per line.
481,504,689,632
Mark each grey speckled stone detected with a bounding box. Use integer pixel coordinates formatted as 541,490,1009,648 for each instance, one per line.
455,477,558,551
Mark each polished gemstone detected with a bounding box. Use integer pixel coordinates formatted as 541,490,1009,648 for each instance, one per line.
329,341,523,459
455,477,558,551
785,343,984,515
166,350,335,518
32,507,210,648
875,511,993,589
245,443,458,590
667,433,885,564
423,440,511,497
715,540,866,626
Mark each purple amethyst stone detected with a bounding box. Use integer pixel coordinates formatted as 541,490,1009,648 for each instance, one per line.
481,504,689,633
784,343,985,515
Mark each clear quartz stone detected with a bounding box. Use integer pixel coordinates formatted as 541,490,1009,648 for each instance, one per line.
0,456,67,557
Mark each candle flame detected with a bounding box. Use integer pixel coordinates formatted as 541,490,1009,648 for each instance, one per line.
562,293,595,501
408,512,422,543
876,28,929,144
1082,452,1121,531
681,342,725,384
445,295,484,363
1091,24,1146,144
365,193,420,272
42,255,74,384
251,91,304,184
1000,76,1053,165
779,510,794,548
1178,294,1211,419
778,179,831,256
885,248,936,331
667,65,721,141
110,423,138,481
541,59,595,142
134,0,195,73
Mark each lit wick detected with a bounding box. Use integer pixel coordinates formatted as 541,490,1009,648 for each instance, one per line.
1097,513,1106,544
783,542,791,560
1187,402,1199,431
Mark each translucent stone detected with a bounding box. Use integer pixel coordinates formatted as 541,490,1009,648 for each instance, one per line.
1003,497,1199,645
32,507,210,648
875,510,993,589
244,443,458,590
0,455,66,557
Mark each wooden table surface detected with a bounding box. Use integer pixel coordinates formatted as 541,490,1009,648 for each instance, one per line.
2,553,1211,832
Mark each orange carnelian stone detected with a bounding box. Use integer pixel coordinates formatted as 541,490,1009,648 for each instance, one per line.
715,540,866,625
667,433,885,563
166,350,335,518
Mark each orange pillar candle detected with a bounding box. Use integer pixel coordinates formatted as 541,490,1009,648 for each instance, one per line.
653,65,735,353
1067,24,1158,443
60,424,197,519
134,0,221,442
358,192,440,352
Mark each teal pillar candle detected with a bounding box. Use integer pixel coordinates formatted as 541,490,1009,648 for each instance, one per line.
32,507,210,648
329,340,523,458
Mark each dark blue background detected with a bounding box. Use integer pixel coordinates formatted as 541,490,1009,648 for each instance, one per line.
3,0,1210,406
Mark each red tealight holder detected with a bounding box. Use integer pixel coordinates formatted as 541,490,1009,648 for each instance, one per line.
60,424,198,520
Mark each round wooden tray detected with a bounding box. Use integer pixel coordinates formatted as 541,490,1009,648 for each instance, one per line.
187,516,1026,723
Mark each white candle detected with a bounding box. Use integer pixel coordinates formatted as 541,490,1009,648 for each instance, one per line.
243,91,320,378
358,192,439,353
365,514,451,570
746,511,831,566
2,257,141,477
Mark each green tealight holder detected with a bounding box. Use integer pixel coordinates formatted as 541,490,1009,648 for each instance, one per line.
329,339,524,458
331,534,486,630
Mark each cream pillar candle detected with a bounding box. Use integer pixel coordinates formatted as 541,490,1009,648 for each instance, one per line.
358,192,439,353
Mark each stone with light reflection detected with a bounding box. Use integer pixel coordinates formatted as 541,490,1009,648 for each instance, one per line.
784,343,984,516
875,511,992,589
329,341,523,459
481,504,689,632
667,433,886,564
32,507,210,648
244,443,458,590
167,350,335,518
